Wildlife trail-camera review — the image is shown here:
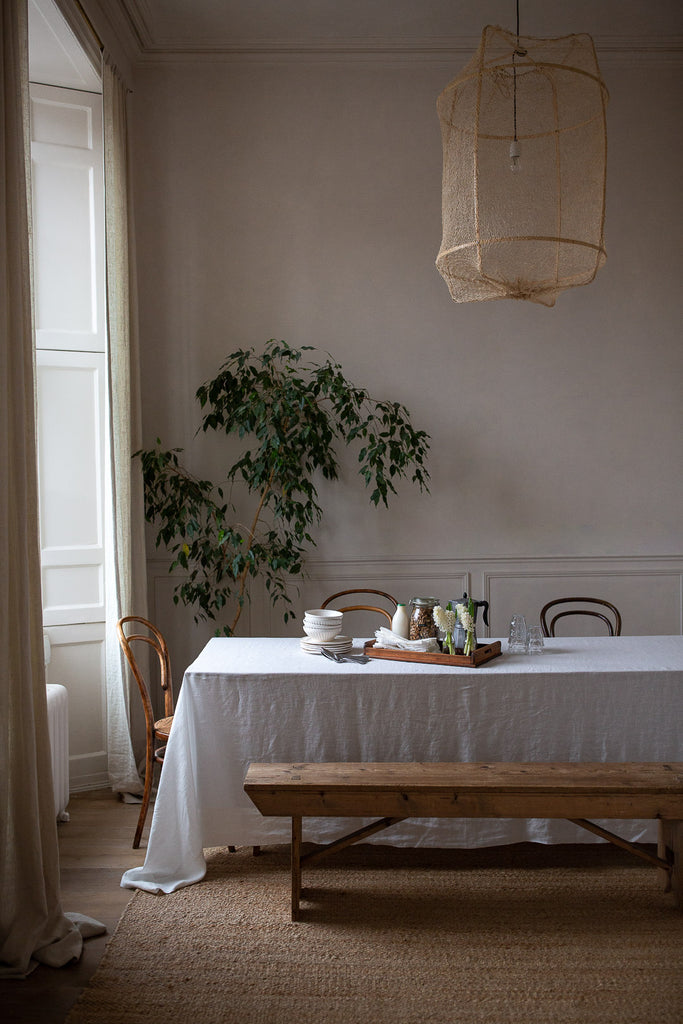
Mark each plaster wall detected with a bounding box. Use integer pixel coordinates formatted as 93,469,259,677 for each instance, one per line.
130,54,683,663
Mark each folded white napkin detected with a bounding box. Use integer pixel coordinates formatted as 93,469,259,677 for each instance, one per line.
373,627,440,653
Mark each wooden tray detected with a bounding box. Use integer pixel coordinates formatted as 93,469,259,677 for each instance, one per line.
363,639,502,668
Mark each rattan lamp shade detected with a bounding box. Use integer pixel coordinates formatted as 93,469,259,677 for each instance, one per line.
436,25,609,307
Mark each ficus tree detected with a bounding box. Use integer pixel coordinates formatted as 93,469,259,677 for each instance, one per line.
136,340,430,635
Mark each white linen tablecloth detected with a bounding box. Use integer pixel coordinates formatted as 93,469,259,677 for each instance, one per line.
121,635,683,894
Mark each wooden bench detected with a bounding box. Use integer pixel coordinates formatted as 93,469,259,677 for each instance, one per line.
244,761,683,919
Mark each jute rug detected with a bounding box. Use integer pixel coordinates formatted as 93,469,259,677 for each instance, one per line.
66,843,682,1024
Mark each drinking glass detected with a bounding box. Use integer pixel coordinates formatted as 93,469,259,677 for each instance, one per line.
527,625,544,654
508,614,528,653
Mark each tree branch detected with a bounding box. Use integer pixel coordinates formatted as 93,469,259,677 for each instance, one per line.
229,465,277,633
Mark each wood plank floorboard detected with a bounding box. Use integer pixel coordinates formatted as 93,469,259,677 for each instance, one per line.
3,789,145,1024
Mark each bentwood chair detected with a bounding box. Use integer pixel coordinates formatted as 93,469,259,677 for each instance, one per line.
321,589,398,625
117,615,260,856
540,598,622,638
117,616,175,848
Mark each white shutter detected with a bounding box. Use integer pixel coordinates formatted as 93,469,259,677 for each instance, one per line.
32,83,108,789
31,83,105,353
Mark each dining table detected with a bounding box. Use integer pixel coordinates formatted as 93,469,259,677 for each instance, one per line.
121,634,683,894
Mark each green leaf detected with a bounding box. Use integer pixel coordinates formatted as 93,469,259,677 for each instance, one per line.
133,339,430,634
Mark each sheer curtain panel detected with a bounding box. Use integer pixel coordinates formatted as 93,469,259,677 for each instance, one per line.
103,55,147,796
0,0,91,976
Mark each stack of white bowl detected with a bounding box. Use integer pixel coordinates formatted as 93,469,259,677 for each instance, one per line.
300,608,352,655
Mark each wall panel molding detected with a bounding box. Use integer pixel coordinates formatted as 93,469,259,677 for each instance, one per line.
147,553,683,652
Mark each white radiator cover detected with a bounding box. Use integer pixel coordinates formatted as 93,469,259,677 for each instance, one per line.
46,683,70,821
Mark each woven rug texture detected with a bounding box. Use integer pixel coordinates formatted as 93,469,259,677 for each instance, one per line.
66,843,683,1024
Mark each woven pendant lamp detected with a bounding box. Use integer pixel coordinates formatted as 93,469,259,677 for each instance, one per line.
436,23,609,307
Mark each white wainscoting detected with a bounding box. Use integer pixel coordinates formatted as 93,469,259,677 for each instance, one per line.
43,622,108,791
147,555,683,687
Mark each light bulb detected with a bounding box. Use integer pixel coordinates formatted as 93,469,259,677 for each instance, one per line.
509,140,522,173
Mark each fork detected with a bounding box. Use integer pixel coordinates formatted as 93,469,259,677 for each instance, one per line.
320,648,371,665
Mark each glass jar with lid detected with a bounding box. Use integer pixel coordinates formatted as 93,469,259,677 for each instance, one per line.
408,597,440,641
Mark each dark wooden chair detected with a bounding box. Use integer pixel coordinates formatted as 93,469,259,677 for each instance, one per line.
117,616,175,848
540,598,622,638
321,589,398,625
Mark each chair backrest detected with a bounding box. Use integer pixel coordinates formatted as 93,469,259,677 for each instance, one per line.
117,616,174,726
321,589,398,625
540,598,622,638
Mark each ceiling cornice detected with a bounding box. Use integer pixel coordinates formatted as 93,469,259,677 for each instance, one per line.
84,2,683,69
79,0,143,65
130,35,683,68
115,0,153,51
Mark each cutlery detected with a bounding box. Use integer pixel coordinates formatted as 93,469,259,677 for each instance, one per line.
320,648,370,665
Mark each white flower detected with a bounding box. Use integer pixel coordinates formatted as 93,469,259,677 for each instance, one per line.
456,604,475,632
433,605,457,633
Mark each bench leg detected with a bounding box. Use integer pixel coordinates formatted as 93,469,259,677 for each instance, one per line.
658,820,682,909
291,816,302,921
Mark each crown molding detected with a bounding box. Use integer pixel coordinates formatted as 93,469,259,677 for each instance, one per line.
74,0,135,80
115,0,153,51
82,0,683,70
595,34,683,67
133,35,683,69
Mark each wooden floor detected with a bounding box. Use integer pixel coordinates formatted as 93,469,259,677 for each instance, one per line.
2,790,145,1024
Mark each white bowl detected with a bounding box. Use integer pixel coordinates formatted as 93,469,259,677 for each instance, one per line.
303,625,343,639
304,608,343,622
302,622,341,641
304,610,343,633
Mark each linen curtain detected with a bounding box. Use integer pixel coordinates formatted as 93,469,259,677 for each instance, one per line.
102,56,147,795
0,0,86,976
52,0,147,793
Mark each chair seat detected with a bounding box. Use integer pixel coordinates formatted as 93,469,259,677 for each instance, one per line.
154,715,174,738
